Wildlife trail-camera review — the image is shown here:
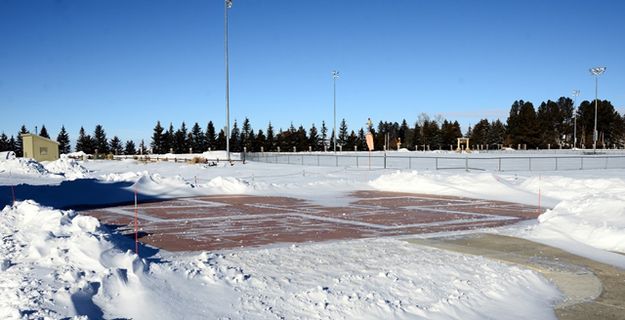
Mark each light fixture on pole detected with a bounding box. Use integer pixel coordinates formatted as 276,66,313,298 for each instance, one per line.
332,70,340,153
572,89,580,148
225,0,233,160
589,66,606,153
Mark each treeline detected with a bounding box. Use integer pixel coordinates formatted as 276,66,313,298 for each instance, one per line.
1,98,624,155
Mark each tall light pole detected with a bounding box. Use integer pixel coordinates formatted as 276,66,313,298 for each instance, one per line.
332,70,339,152
572,89,580,148
590,66,606,153
225,0,233,160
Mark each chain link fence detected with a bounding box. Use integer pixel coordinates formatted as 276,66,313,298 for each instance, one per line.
245,152,625,172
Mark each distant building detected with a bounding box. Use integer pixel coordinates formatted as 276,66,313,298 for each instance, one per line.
21,134,60,161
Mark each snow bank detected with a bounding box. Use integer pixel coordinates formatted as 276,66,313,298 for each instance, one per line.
1,201,561,319
369,170,549,206
43,156,90,180
532,194,625,253
0,158,51,177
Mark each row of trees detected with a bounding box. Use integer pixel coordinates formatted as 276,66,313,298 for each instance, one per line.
2,98,624,156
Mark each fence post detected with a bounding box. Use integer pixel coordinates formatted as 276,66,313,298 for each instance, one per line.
384,153,387,169
529,157,532,171
356,155,359,168
301,155,304,166
435,157,438,170
409,157,412,170
555,157,558,171
336,154,339,167
580,157,583,170
465,157,468,171
317,155,320,166
605,156,608,169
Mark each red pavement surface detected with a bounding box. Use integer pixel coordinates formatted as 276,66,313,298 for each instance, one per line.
82,191,542,252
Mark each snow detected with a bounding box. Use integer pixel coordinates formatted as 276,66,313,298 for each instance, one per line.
0,201,560,319
1,153,625,318
42,156,91,180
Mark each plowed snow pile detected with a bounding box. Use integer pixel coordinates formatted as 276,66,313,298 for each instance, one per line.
0,201,561,319
43,156,90,180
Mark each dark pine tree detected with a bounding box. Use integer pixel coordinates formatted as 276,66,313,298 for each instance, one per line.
241,118,253,152
56,125,71,154
255,129,266,152
338,119,349,147
138,140,146,154
93,125,109,154
266,122,275,152
205,121,216,151
151,121,164,154
75,127,94,154
216,129,226,150
124,140,137,155
16,125,29,157
190,122,205,153
8,136,17,153
0,133,9,151
320,121,328,150
164,123,175,153
229,120,241,152
174,122,189,153
39,125,50,138
308,123,319,151
109,136,123,155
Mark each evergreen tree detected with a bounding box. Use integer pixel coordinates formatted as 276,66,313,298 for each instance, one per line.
151,121,164,154
16,125,29,157
470,119,490,148
75,127,94,154
357,128,367,150
255,129,266,152
487,120,506,148
308,123,319,151
164,123,175,153
216,129,226,150
241,118,253,151
174,122,189,153
338,118,349,147
109,136,123,155
56,125,71,154
506,100,523,146
93,125,109,154
517,101,540,148
205,121,217,151
345,130,357,150
39,125,49,138
190,122,205,153
320,121,328,150
229,120,241,152
266,122,275,151
0,133,8,151
8,136,17,153
138,140,146,154
124,140,136,155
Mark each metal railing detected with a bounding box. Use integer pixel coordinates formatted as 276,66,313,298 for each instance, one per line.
245,152,625,172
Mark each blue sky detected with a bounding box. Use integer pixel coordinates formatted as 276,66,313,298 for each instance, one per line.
1,0,624,143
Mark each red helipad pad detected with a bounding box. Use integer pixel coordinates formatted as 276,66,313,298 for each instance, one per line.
82,191,542,252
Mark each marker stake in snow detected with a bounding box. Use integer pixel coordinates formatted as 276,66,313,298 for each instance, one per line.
134,188,139,255
538,175,541,214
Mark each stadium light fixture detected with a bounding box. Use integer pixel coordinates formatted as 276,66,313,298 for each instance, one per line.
332,70,340,153
589,67,606,153
225,0,233,160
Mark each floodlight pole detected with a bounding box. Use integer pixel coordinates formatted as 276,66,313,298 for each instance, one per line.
572,89,579,148
225,0,233,160
332,70,339,153
590,67,606,153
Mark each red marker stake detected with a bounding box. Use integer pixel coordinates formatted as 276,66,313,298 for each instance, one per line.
538,175,541,215
134,188,139,255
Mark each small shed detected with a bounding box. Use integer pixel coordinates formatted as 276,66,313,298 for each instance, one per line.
21,133,60,161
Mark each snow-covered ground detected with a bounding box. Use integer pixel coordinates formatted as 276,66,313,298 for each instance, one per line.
1,151,624,319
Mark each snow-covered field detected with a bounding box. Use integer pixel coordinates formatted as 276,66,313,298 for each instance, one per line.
1,151,624,319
